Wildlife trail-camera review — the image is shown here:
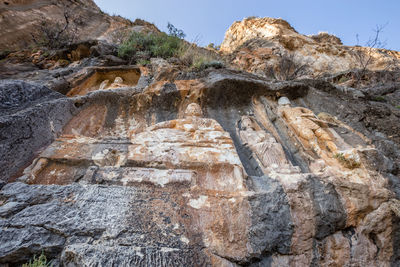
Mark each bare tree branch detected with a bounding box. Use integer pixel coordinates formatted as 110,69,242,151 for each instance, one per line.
352,24,390,84
31,8,78,49
266,51,311,81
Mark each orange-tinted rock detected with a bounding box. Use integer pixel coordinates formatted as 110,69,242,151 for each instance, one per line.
221,17,400,76
67,67,141,96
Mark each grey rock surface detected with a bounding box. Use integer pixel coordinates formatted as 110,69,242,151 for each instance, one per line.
0,81,75,182
0,182,205,266
0,80,64,114
247,176,293,256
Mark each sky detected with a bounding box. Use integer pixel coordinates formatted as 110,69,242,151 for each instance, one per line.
94,0,400,51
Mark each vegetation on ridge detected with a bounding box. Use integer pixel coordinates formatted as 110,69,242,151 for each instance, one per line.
118,23,224,70
118,23,185,63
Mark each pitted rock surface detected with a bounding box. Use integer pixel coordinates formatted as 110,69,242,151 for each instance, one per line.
0,3,400,266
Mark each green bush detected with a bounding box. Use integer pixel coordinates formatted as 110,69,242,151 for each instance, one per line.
192,58,224,70
118,31,184,62
117,23,224,70
137,59,151,66
22,252,51,267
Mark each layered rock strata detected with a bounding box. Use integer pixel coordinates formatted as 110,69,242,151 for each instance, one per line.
221,17,400,76
0,66,399,266
0,3,400,265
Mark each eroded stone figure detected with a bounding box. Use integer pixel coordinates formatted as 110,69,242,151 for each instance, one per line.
129,103,244,189
99,77,126,90
128,103,250,258
99,79,109,90
108,77,125,89
278,97,361,169
146,103,225,134
278,97,338,156
238,116,294,172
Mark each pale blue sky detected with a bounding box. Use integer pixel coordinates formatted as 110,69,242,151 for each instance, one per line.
94,0,400,50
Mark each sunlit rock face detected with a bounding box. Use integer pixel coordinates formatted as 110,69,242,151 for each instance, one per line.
0,3,400,266
220,17,299,53
221,17,400,76
0,0,160,51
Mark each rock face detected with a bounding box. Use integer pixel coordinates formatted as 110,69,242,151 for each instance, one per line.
0,5,400,267
221,17,400,76
0,0,159,51
1,67,399,266
0,80,75,184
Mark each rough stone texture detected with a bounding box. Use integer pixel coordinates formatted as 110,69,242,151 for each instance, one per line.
0,0,135,51
1,66,399,266
0,6,400,267
247,175,293,257
221,17,400,76
0,80,63,113
0,80,75,183
0,182,208,266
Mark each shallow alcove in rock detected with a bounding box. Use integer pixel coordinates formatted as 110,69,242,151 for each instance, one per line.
66,66,141,96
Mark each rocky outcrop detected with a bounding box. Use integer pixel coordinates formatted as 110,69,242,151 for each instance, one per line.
0,0,159,51
1,65,399,266
221,17,400,76
0,5,400,266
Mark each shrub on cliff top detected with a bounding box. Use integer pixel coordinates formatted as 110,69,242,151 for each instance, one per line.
118,23,185,63
118,32,183,62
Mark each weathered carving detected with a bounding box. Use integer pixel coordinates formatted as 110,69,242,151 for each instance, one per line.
238,116,298,173
108,76,126,89
99,79,109,90
2,9,400,266
278,97,338,156
99,77,127,90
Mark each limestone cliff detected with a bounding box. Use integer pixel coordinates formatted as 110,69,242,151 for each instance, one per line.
0,4,400,267
222,17,400,77
0,0,158,51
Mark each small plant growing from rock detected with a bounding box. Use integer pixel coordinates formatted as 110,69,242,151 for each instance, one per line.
137,59,151,66
207,43,215,49
351,24,400,86
338,75,350,84
22,252,51,267
167,22,186,39
353,25,386,80
192,58,224,70
179,41,223,70
334,152,361,169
